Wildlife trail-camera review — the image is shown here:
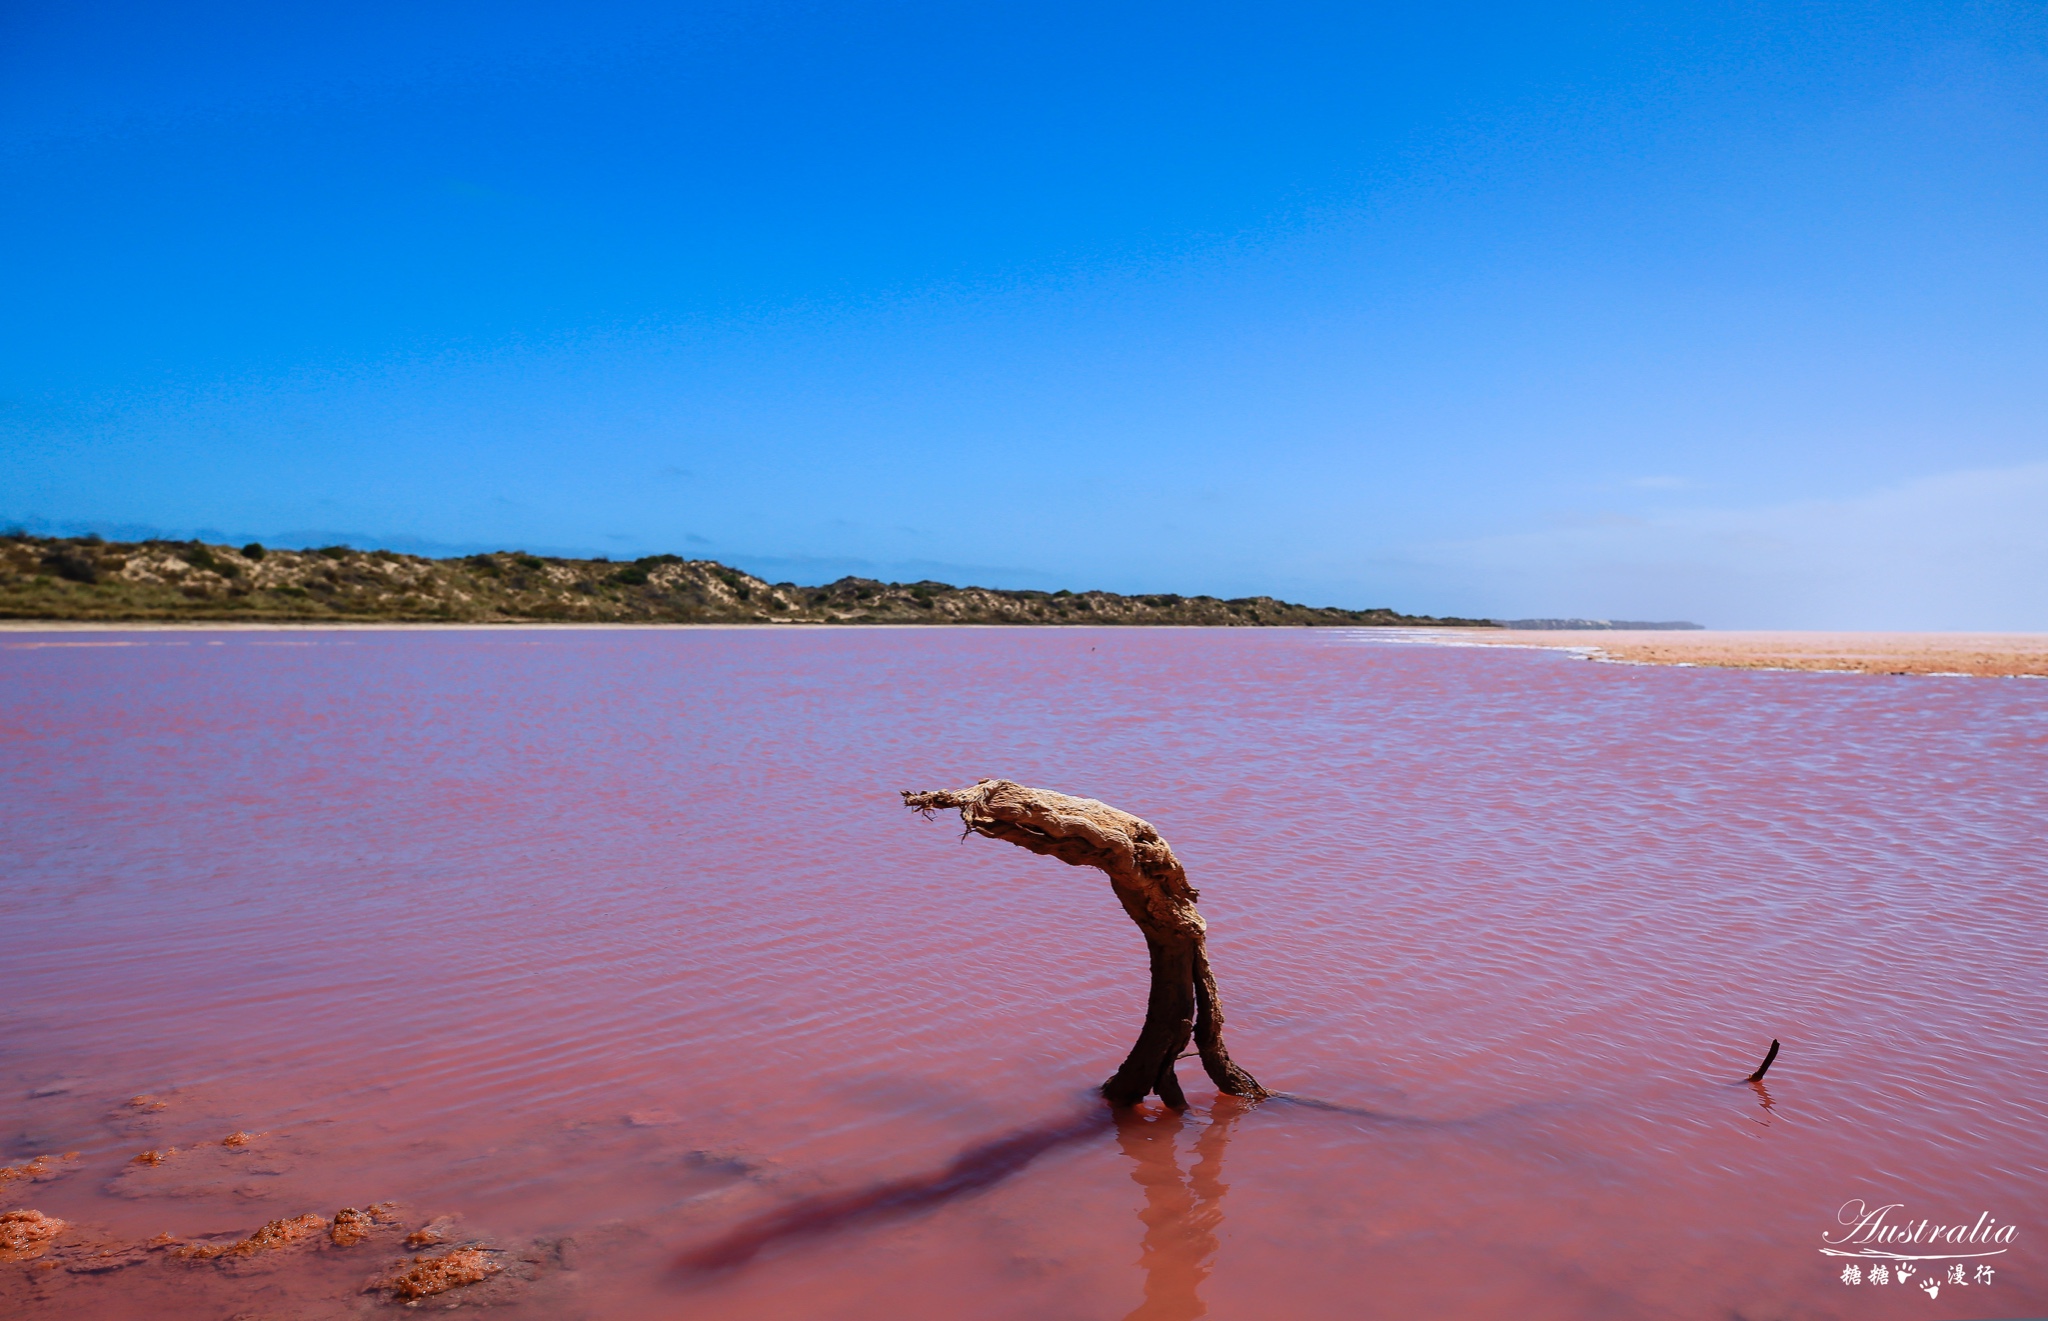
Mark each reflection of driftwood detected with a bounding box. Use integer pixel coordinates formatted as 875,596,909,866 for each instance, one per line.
1116,1099,1243,1321
903,779,1268,1107
1747,1039,1780,1083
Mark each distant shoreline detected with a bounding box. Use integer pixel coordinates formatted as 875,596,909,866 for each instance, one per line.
1431,629,2048,678
0,620,1450,632
7,621,2043,679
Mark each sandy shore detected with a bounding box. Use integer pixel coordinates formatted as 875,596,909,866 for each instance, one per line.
1442,630,2048,678
4,620,2044,676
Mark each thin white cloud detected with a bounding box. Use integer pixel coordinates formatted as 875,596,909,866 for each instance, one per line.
1414,461,2048,629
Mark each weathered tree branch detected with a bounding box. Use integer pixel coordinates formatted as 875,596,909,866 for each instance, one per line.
902,779,1269,1107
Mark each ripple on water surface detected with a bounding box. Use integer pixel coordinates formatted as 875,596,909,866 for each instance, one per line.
2,627,2044,1319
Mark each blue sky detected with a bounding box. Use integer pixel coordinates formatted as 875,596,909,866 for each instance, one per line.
4,0,2044,626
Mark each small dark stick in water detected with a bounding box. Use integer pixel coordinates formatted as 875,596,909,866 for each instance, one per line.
1746,1038,1781,1083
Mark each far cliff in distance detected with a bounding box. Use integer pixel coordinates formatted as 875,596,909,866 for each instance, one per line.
1,534,1497,628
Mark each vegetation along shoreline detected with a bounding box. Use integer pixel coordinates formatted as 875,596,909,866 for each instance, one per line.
1,534,1496,628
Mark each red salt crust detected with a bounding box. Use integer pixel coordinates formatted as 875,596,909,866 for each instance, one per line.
0,1210,67,1262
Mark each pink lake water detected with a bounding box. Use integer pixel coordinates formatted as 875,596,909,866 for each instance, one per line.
2,626,2044,1320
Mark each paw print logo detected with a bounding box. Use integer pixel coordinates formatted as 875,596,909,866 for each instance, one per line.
1896,1263,1916,1282
1920,1277,1940,1299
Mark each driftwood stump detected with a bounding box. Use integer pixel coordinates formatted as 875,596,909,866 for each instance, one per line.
902,779,1269,1108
